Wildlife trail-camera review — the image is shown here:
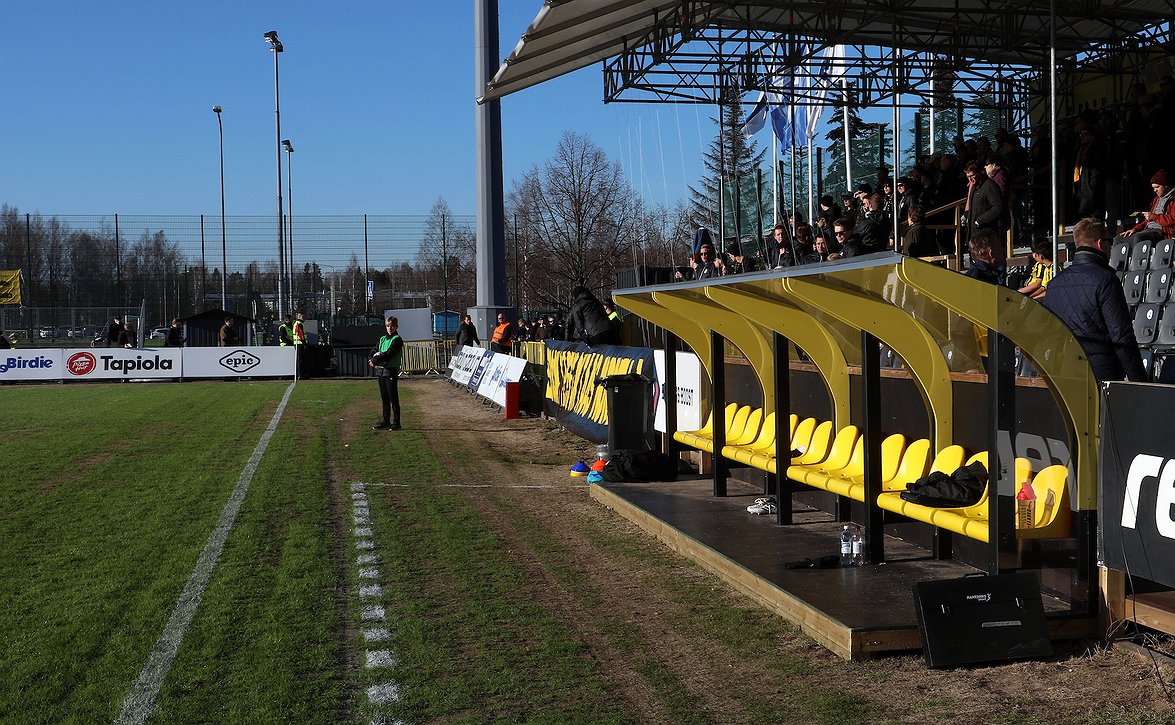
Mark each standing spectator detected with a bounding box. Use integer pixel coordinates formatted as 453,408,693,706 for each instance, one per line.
829,218,861,259
1122,170,1175,243
675,243,725,280
964,161,1005,243
117,322,136,349
603,301,622,340
547,314,565,342
369,316,403,430
277,314,295,346
105,316,121,348
219,316,240,347
903,205,937,258
165,318,184,347
1043,218,1145,383
293,311,307,346
566,286,619,346
490,312,514,353
855,193,891,252
1072,128,1105,221
455,314,480,348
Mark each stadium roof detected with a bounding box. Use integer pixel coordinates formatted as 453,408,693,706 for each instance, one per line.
480,1,1172,105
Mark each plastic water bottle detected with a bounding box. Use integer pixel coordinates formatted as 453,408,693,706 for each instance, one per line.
851,525,864,566
1017,481,1037,529
840,525,854,567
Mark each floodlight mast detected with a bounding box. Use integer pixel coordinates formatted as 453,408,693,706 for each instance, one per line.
213,105,227,311
282,139,295,308
265,30,286,318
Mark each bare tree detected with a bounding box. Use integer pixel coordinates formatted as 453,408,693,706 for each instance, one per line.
415,197,475,313
510,131,638,309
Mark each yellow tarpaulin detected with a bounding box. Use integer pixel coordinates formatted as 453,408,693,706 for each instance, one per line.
0,270,21,305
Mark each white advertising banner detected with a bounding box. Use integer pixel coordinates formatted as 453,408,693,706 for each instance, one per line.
182,346,297,378
475,354,527,406
60,348,182,380
0,349,63,381
449,345,485,386
653,350,705,433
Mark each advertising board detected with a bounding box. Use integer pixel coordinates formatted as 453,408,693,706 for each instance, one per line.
182,346,296,378
60,348,182,380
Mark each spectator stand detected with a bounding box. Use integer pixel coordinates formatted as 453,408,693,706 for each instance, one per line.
604,253,1100,658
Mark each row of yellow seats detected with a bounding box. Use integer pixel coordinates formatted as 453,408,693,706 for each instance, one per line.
674,403,761,454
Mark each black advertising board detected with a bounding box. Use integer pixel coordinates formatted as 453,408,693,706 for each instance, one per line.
1100,382,1175,587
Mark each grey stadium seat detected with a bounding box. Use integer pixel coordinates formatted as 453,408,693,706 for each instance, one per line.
1123,270,1146,305
1109,240,1132,271
1145,270,1173,304
1133,303,1162,345
1151,239,1175,269
1130,239,1155,270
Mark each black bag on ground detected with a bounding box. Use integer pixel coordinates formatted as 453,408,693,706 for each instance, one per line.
601,449,679,483
898,461,987,507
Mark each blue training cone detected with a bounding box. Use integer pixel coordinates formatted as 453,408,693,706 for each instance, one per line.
569,460,590,477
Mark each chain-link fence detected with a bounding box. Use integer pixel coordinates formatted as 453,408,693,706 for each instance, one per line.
0,211,477,334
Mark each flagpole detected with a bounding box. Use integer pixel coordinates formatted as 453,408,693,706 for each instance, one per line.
772,127,779,224
790,106,798,230
808,137,815,224
842,78,852,192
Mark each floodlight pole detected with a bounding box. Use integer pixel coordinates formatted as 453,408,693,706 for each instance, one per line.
266,30,286,319
1049,0,1059,265
214,105,227,311
283,139,295,310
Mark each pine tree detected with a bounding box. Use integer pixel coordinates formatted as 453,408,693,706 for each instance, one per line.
687,85,768,242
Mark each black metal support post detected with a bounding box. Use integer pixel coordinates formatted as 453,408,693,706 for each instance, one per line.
773,332,792,525
710,330,728,497
987,329,1017,574
663,328,679,458
862,331,885,563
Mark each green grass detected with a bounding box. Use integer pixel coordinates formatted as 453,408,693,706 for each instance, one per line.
0,382,360,723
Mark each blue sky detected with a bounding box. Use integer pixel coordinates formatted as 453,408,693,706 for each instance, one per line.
1,1,719,217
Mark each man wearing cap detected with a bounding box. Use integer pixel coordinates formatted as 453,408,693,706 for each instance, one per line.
1122,170,1175,243
1043,218,1145,383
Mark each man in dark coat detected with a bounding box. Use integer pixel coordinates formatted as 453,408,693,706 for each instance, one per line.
566,286,619,346
963,161,1005,242
1043,218,1146,383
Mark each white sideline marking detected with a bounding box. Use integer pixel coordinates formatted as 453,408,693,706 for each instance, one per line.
357,553,378,565
367,683,400,704
366,650,397,669
352,492,368,501
353,514,371,526
358,567,381,580
116,383,296,725
363,627,390,642
354,527,373,538
361,605,386,622
353,503,370,513
350,483,367,491
360,584,382,599
356,539,375,551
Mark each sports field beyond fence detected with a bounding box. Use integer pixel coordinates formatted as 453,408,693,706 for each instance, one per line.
3,380,1174,725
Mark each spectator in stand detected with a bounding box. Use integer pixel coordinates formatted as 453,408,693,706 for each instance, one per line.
894,177,917,233
794,223,815,260
809,235,832,263
1017,238,1055,300
816,195,839,246
773,222,797,268
490,312,514,352
105,316,121,348
516,318,531,342
532,316,547,342
117,322,136,349
933,154,965,210
1122,170,1175,243
881,178,895,215
964,161,1005,243
603,301,622,341
455,313,480,348
828,218,861,259
675,243,725,280
903,204,937,258
721,241,757,275
855,192,890,252
1044,218,1146,382
1072,127,1106,221
963,231,1007,286
984,155,1009,196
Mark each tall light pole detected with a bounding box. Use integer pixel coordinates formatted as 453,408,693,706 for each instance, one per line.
213,105,227,311
283,139,295,311
265,30,286,319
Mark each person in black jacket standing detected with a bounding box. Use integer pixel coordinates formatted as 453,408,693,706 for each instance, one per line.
1043,218,1146,382
963,161,1005,242
455,314,480,348
370,316,404,430
566,286,619,346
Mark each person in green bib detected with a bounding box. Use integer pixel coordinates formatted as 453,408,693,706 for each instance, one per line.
369,316,403,430
277,315,295,346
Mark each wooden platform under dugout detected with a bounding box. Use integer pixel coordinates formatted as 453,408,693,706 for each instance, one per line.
591,476,1097,660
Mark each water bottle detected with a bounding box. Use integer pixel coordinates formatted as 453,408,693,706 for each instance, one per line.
840,525,853,567
1016,480,1037,529
851,525,864,566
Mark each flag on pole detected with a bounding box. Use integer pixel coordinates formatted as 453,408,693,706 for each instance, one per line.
0,270,21,305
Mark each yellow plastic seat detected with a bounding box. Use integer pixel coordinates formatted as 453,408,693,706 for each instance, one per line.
769,419,833,474
727,407,763,447
881,438,932,492
673,403,735,450
789,424,859,484
723,411,790,465
748,415,808,473
821,433,909,501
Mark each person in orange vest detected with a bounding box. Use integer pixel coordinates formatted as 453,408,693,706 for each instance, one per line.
292,311,307,346
490,312,514,353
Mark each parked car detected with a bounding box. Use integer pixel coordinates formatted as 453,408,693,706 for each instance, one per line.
66,327,85,338
149,327,169,341
36,326,58,339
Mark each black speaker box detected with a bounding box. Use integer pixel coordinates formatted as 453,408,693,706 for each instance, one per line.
913,571,1053,668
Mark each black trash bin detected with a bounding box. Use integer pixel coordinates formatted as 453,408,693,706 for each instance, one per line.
596,373,653,452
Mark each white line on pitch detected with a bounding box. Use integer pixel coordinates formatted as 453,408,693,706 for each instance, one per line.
359,483,589,489
115,383,296,725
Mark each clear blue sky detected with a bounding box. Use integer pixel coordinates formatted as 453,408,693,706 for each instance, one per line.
1,1,721,217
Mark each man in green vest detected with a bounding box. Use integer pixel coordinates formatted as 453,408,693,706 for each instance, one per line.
369,316,403,430
277,315,294,346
